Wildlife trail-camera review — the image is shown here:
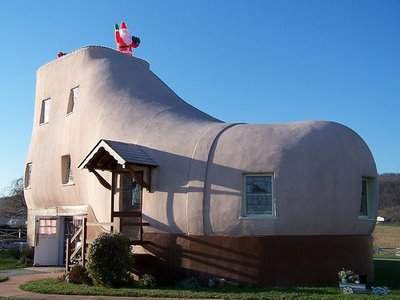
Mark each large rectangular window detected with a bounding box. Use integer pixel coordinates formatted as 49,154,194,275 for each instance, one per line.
67,86,79,114
244,174,274,216
40,98,51,124
61,155,73,184
360,177,370,217
24,163,32,188
121,173,142,210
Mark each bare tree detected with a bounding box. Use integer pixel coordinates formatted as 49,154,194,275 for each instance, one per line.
0,177,27,218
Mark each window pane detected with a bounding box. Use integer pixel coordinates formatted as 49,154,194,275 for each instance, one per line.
25,163,32,188
40,99,51,124
245,175,273,215
360,178,368,216
38,219,57,235
246,176,272,194
72,87,79,99
62,155,73,184
247,194,272,215
67,87,79,114
131,181,141,209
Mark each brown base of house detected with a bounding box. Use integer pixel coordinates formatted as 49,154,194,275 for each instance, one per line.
134,233,373,286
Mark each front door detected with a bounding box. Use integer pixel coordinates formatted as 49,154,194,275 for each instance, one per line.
34,217,62,266
120,172,142,239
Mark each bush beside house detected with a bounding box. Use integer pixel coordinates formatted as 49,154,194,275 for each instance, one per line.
86,233,134,287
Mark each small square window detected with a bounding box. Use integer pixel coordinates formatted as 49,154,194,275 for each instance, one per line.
67,87,79,114
61,155,73,184
243,174,274,216
24,163,32,188
40,99,51,124
38,218,57,235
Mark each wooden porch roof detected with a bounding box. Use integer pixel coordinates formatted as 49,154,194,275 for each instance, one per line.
78,139,158,170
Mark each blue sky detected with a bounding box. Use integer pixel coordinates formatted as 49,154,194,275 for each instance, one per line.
0,0,399,193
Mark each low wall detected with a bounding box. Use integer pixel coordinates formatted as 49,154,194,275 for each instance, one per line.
137,233,373,286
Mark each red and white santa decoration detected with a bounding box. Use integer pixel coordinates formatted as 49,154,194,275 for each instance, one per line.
114,21,141,56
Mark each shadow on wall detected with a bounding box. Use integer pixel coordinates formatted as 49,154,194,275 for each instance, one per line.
136,232,373,286
136,144,243,235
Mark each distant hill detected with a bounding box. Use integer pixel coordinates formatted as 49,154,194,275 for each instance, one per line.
379,173,400,222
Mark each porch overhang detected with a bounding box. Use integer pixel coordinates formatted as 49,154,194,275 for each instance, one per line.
78,139,158,170
78,139,157,191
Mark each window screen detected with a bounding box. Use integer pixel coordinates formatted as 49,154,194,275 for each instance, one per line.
244,175,273,216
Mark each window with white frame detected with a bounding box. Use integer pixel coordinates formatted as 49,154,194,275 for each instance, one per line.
38,219,57,235
24,163,32,188
67,86,79,114
243,174,274,216
360,177,371,217
39,98,51,124
61,155,73,184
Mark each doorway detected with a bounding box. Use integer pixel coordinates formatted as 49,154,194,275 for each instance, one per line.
120,172,143,239
34,217,63,266
33,216,83,266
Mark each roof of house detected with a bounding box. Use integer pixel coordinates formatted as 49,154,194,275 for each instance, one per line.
78,139,158,169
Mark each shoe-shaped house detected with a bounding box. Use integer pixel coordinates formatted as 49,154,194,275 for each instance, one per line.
24,46,378,286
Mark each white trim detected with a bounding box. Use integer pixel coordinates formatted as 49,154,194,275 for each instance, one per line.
239,215,277,220
358,216,375,221
78,140,126,169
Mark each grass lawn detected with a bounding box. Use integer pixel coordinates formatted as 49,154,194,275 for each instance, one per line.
21,259,400,300
0,251,24,271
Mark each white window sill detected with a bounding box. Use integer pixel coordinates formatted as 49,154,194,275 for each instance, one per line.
239,215,277,220
62,182,75,186
39,122,49,126
66,112,73,117
24,187,32,190
358,216,375,221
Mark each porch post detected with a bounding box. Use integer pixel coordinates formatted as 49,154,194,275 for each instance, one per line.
110,171,115,233
81,217,87,266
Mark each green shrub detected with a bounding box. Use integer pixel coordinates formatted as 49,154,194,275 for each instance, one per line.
7,248,21,259
138,273,157,288
177,277,201,289
18,256,32,267
20,246,34,260
86,233,134,287
68,265,92,285
14,246,34,267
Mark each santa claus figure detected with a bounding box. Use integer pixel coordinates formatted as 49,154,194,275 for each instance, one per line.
114,22,141,56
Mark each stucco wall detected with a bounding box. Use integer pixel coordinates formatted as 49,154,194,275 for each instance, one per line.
25,46,378,243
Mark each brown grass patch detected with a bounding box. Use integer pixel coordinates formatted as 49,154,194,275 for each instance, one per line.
373,224,400,249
